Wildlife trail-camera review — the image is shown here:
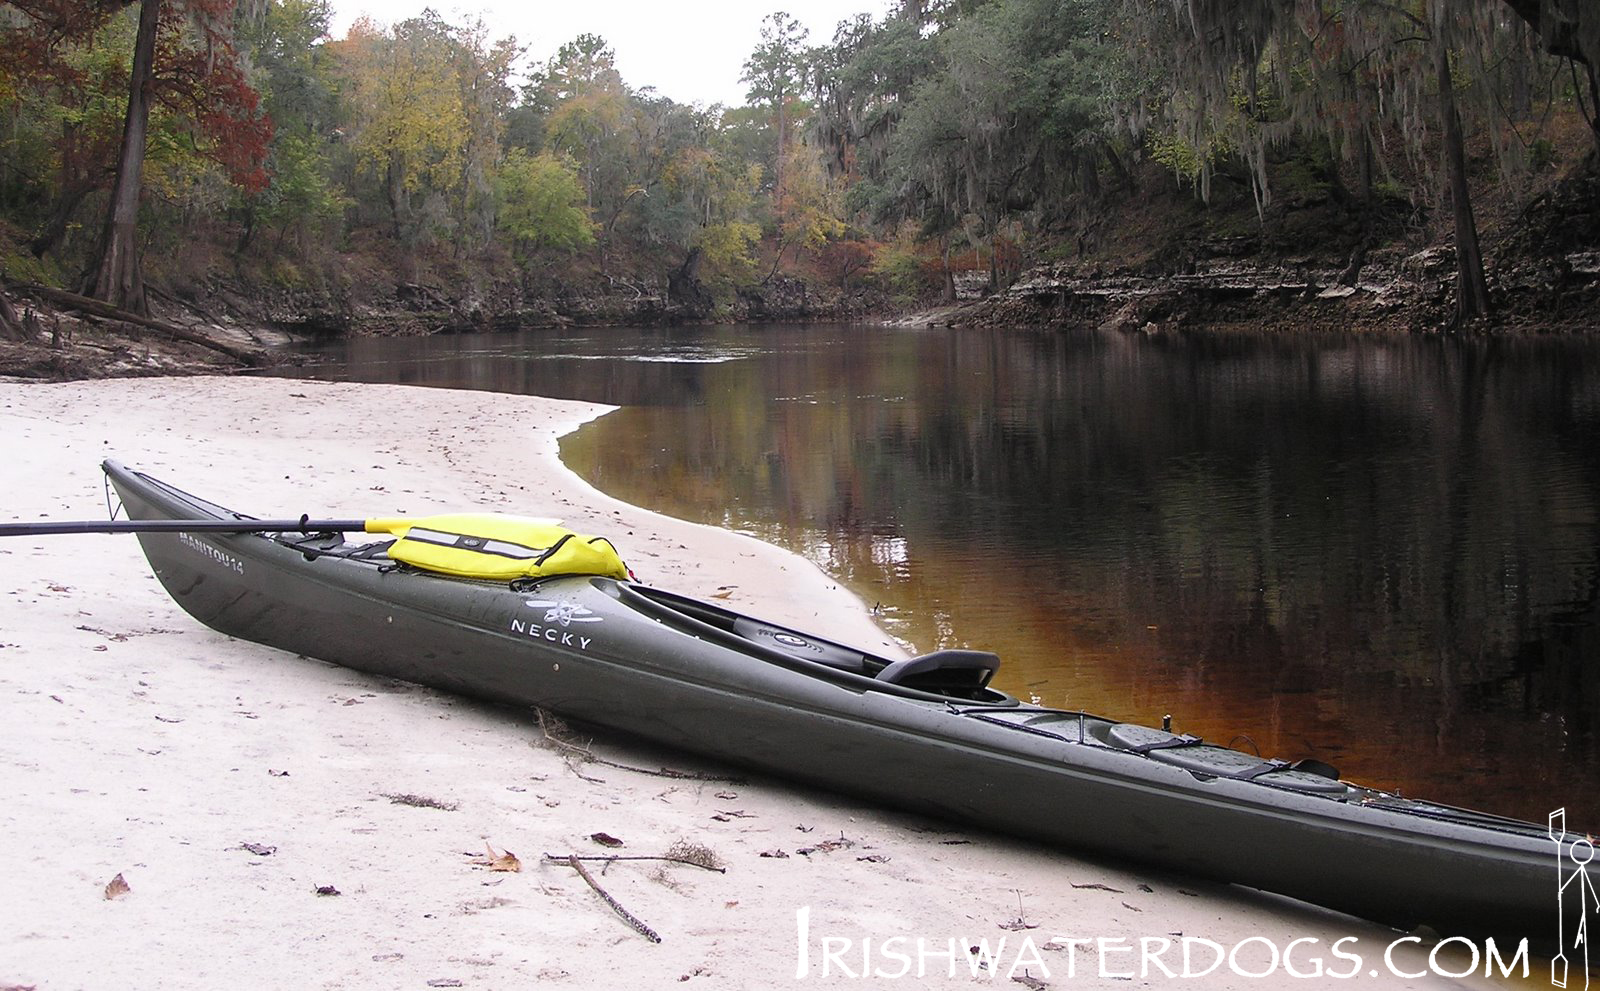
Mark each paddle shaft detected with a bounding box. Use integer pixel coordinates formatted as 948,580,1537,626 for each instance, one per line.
0,518,371,537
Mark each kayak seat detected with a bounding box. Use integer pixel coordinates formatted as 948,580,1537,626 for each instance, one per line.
876,649,1000,697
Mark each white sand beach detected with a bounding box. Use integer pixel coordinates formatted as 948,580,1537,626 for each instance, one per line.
0,377,1519,989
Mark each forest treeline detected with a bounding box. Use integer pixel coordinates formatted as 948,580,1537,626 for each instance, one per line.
0,0,1596,335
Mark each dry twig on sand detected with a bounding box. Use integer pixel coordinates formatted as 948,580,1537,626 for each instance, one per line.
540,852,726,874
552,854,662,943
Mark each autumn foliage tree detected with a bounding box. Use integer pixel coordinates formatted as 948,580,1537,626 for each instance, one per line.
327,12,518,251
3,0,271,312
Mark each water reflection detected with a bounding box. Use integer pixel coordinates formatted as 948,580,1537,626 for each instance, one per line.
270,324,1600,826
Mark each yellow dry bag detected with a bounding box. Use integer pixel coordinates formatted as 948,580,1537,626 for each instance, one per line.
375,514,629,581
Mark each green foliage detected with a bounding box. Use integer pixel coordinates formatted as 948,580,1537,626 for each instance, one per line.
870,232,936,296
257,131,350,243
810,0,1119,281
1148,133,1208,186
697,219,762,286
493,149,594,254
0,242,66,286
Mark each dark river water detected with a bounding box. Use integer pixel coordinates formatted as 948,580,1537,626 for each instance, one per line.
268,323,1600,828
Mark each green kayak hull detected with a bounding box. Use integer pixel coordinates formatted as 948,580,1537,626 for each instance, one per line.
104,459,1569,952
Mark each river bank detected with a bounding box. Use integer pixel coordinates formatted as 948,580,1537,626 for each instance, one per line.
4,240,1597,386
0,378,1520,989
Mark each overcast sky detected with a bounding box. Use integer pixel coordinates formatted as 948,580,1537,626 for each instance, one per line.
328,1,891,108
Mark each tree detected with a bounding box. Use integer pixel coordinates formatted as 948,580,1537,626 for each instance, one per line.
237,0,342,252
252,130,347,251
2,5,133,258
493,148,593,256
334,13,469,241
875,0,1113,291
539,35,627,209
655,132,765,290
741,11,810,202
766,138,843,280
1117,0,1557,324
1501,0,1599,148
450,18,519,252
3,0,270,310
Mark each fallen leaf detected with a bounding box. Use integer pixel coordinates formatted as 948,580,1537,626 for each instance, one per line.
714,790,738,800
470,844,521,872
314,884,341,896
759,849,789,859
589,831,624,848
239,842,276,857
856,854,891,863
103,873,131,899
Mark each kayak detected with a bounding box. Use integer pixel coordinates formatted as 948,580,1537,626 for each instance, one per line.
102,459,1568,950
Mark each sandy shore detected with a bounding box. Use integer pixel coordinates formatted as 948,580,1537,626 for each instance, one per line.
0,378,1517,989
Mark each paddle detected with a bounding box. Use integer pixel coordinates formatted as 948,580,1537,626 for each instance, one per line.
0,518,367,537
0,515,553,538
1552,808,1569,989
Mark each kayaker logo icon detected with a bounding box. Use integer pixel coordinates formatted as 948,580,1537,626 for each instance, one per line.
524,600,603,628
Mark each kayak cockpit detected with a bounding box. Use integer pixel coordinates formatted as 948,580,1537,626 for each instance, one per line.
610,581,1010,703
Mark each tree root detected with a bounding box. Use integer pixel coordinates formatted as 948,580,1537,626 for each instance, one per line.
534,708,746,784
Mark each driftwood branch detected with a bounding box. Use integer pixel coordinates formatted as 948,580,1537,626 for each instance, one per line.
554,853,662,943
17,282,265,365
146,284,233,333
